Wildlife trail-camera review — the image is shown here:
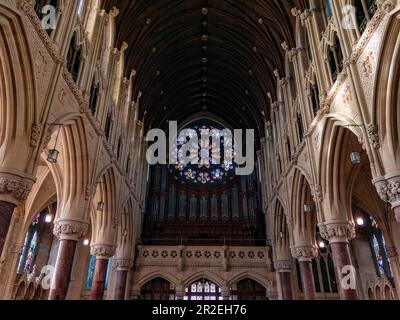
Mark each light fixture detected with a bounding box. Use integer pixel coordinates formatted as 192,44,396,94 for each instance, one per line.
122,229,128,237
97,201,105,212
83,239,90,246
319,241,326,249
47,125,62,164
356,217,365,226
303,203,312,213
350,151,361,164
45,214,53,223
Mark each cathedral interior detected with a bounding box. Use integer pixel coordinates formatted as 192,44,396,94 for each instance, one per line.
0,0,399,301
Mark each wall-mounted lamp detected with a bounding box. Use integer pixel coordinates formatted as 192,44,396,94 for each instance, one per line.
97,201,105,212
83,239,90,246
47,124,63,164
344,124,365,165
318,241,326,249
350,151,362,165
95,182,105,212
303,203,312,213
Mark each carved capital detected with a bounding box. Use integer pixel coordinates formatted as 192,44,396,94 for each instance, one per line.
90,244,116,259
319,221,356,243
112,258,133,271
53,219,89,241
378,0,396,13
0,171,36,204
367,123,380,149
290,245,318,262
273,260,293,272
373,174,400,208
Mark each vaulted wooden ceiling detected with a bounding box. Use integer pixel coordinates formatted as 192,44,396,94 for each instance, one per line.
105,0,307,137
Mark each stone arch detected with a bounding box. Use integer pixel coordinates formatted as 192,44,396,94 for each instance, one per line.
91,166,118,248
46,116,90,223
273,199,291,261
290,168,317,247
318,117,369,224
136,271,180,289
115,196,135,260
227,271,271,290
373,14,400,173
0,3,37,180
182,270,225,289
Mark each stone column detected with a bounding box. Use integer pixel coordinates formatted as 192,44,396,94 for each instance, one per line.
0,202,16,256
374,174,400,223
320,222,359,300
113,259,132,300
90,244,116,300
274,260,293,300
291,246,318,300
0,171,34,256
49,219,89,300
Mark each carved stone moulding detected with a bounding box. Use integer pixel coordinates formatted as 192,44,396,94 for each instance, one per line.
318,221,356,244
0,170,36,204
53,219,89,241
290,245,318,262
112,258,133,271
373,172,400,222
273,260,293,273
90,244,116,259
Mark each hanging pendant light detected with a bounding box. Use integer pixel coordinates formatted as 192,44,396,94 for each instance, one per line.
97,201,105,212
47,125,62,163
303,203,312,213
350,151,361,164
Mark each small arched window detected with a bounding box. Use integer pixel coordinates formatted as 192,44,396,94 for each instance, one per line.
105,111,113,141
66,33,82,82
89,80,99,116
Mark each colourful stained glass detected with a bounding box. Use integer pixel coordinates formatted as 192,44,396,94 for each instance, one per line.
169,121,236,188
24,232,38,272
373,235,385,277
85,255,96,290
85,256,111,290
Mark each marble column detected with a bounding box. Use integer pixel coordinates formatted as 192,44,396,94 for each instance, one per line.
90,258,109,300
48,240,77,300
49,219,88,300
299,261,316,300
0,201,16,256
274,260,293,300
90,244,115,300
320,222,359,300
113,259,132,300
114,270,128,300
291,246,317,300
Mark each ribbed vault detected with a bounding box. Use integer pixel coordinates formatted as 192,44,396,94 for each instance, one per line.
105,0,305,137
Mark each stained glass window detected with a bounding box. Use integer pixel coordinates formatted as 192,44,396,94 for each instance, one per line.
140,278,175,300
184,279,223,300
169,121,236,188
24,231,38,272
85,255,96,290
85,257,112,291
